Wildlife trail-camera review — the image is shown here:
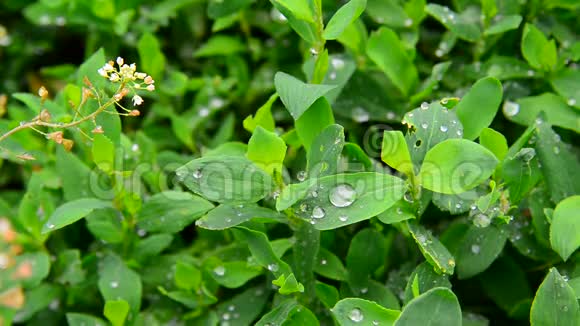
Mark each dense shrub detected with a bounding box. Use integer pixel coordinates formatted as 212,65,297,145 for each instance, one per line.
0,0,579,325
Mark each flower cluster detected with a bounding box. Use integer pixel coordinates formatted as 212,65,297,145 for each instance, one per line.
97,57,155,106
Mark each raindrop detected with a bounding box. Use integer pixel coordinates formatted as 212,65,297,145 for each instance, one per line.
404,192,414,203
372,321,379,326
420,102,429,110
222,313,231,320
568,98,577,106
455,203,462,209
297,171,307,182
209,97,225,109
329,72,337,80
311,190,319,198
110,281,119,288
199,107,210,117
339,215,348,222
473,213,491,228
535,117,544,125
331,58,345,70
270,8,287,22
348,308,364,322
553,147,560,155
46,223,55,230
267,263,279,272
320,259,327,265
193,169,203,179
456,130,463,137
503,101,520,117
312,206,326,219
329,184,357,207
396,207,403,215
352,107,370,123
527,70,535,76
404,18,413,27
563,306,569,312
554,134,561,142
213,266,226,276
360,287,368,294
386,111,396,120
435,49,444,57
55,16,66,26
131,143,139,152
421,123,428,129
471,244,480,254
440,125,448,132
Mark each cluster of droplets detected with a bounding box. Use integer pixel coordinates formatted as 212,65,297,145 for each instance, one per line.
306,183,359,226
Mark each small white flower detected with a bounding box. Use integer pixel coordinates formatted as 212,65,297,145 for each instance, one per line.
109,73,120,82
135,72,147,79
146,84,155,92
132,95,143,106
130,63,136,71
144,76,154,84
134,84,141,89
98,68,108,77
116,57,124,66
103,63,114,72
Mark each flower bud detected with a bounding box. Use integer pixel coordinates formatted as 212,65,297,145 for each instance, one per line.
92,125,104,134
48,131,64,144
62,139,74,151
144,76,154,84
39,109,51,122
129,110,140,116
38,86,48,102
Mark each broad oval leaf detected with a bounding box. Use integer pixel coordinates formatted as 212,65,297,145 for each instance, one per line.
246,126,287,175
381,130,413,176
98,254,142,320
530,268,580,326
550,195,580,261
456,225,507,279
307,124,344,178
137,191,214,233
403,262,451,305
455,77,503,140
504,93,580,132
408,223,456,275
323,0,367,40
42,198,113,234
331,298,400,326
426,4,481,42
419,139,498,194
394,287,461,326
274,72,336,120
177,155,275,204
196,203,285,230
277,172,405,230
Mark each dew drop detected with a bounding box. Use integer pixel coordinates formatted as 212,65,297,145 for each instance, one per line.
360,287,368,294
527,70,535,76
404,18,413,27
312,206,326,219
440,125,448,132
456,130,463,137
339,215,348,222
396,207,403,215
386,111,396,120
352,107,370,123
329,72,337,80
46,223,55,230
267,263,279,272
503,101,520,117
331,58,345,70
213,266,226,276
471,244,480,254
329,184,357,208
131,143,139,152
473,213,491,228
435,49,444,57
348,308,364,322
420,102,429,110
421,122,428,129
311,190,319,198
193,169,203,179
372,321,379,326
110,281,119,288
567,98,577,106
199,107,210,117
222,313,231,321
320,259,327,265
297,171,307,182
553,146,560,155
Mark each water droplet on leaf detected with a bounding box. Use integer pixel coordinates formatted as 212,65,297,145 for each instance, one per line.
329,184,357,207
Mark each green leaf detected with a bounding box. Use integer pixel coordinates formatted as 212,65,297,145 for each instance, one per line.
133,234,173,261
331,298,400,325
177,155,275,203
534,121,580,203
137,191,214,233
215,285,270,325
210,261,262,288
272,273,305,294
274,72,336,120
550,195,580,261
521,24,557,71
425,4,481,42
295,97,335,152
14,283,61,323
504,93,579,133
42,198,112,234
315,248,348,281
403,101,464,169
277,172,405,230
194,35,246,57
196,203,284,230
456,225,507,279
98,254,142,318
366,0,410,28
323,0,367,40
316,282,340,308
270,0,314,22
56,147,92,200
403,262,451,304
395,287,461,326
455,77,503,140
207,0,253,18
174,261,201,290
66,313,108,326
366,27,418,97
246,126,287,175
419,139,498,194
53,249,86,286
137,32,166,81
530,268,580,326
86,208,124,243
408,223,456,275
17,252,51,288
104,300,130,326
243,93,277,132
77,48,107,90
307,124,344,178
233,227,294,278
484,15,522,35
550,68,580,109
479,128,508,161
255,299,299,326
292,221,319,302
92,134,115,173
381,130,413,176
